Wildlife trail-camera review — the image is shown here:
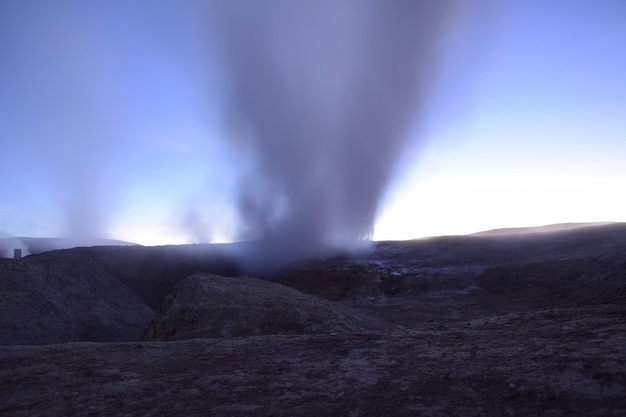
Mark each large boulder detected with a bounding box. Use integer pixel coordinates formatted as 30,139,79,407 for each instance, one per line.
141,272,390,341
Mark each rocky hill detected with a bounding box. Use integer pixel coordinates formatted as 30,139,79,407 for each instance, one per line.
0,222,625,416
142,272,390,341
0,254,152,345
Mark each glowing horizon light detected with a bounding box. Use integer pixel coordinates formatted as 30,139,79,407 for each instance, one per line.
1,0,625,250
373,165,626,241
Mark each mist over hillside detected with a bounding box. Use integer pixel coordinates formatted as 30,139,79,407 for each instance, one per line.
0,236,137,258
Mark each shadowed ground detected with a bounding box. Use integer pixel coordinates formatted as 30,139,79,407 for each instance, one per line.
0,223,625,415
1,305,624,416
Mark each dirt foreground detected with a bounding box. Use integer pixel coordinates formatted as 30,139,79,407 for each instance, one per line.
2,304,624,417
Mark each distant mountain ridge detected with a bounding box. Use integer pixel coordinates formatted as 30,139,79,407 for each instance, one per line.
469,222,619,237
0,237,138,258
2,222,623,258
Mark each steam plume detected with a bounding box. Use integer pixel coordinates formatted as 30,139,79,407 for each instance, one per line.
0,0,460,267
211,0,459,267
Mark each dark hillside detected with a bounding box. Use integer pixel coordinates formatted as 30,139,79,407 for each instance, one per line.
0,223,625,415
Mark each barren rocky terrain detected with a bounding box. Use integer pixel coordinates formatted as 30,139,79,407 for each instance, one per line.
1,223,625,416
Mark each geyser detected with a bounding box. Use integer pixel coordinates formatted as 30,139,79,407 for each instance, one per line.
210,0,460,271
0,0,462,273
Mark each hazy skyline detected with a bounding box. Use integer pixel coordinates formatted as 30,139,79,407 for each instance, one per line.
1,0,625,246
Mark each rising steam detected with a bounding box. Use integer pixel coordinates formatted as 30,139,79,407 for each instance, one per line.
210,0,460,268
0,0,460,271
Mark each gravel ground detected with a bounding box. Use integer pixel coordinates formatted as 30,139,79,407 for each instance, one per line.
1,304,624,417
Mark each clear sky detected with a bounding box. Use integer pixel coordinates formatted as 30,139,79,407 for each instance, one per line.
1,0,625,246
376,0,626,239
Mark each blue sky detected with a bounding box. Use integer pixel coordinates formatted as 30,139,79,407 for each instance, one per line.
375,0,626,239
1,1,625,245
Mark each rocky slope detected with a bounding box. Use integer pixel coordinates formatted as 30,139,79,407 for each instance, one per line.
0,254,153,345
54,244,240,310
141,272,390,341
1,304,624,417
274,223,626,321
0,223,624,415
0,244,239,345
